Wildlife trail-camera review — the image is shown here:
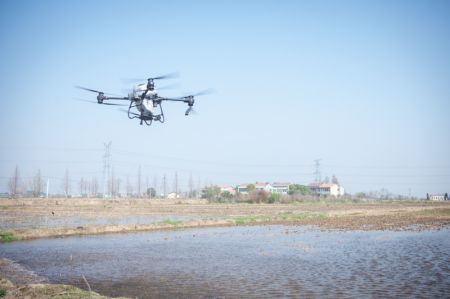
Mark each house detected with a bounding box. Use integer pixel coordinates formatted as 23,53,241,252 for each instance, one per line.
167,192,180,199
237,182,272,194
270,182,291,194
219,185,236,195
254,182,272,192
309,183,345,197
427,193,448,201
237,184,251,194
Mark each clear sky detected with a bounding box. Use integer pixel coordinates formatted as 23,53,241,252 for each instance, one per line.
0,0,449,197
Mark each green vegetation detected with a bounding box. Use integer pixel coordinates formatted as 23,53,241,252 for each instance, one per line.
0,231,17,243
288,184,311,195
0,289,6,298
146,187,156,198
355,192,367,199
202,186,221,200
246,184,255,192
233,212,327,225
268,193,279,203
0,205,9,210
158,219,183,226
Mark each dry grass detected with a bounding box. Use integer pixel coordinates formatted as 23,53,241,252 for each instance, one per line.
0,278,129,299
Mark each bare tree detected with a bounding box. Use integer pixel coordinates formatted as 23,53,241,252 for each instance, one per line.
332,174,339,185
126,176,133,197
137,165,142,197
196,177,201,199
173,172,179,196
162,174,167,198
152,175,158,198
79,177,87,197
188,172,194,198
62,169,70,198
8,165,21,198
116,177,122,197
109,168,116,197
33,169,44,197
89,177,97,197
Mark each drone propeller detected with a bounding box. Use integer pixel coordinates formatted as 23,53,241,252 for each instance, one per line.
74,98,127,106
156,82,180,90
75,86,102,93
75,85,121,97
180,88,215,99
121,72,179,83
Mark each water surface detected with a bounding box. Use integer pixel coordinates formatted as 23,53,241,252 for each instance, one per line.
1,226,449,298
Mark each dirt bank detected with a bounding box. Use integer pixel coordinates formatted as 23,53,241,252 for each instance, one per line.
0,277,130,299
1,199,449,240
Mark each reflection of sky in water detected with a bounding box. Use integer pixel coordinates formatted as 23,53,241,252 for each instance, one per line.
0,214,197,229
1,226,449,298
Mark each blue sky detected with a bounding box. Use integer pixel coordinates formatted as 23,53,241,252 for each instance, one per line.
0,0,449,196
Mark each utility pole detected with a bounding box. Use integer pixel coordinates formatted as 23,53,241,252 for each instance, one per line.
102,141,112,198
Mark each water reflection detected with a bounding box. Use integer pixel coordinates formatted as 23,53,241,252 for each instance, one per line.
1,226,449,298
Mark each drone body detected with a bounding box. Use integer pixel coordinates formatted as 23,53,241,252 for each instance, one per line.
76,74,210,126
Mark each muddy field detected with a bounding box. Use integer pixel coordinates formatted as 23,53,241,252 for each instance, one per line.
1,198,449,241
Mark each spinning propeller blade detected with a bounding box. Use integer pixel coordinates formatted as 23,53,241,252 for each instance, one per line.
75,86,121,96
74,98,126,106
121,72,179,83
75,86,102,93
180,88,215,99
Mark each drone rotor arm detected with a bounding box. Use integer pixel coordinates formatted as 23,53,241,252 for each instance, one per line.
103,96,130,101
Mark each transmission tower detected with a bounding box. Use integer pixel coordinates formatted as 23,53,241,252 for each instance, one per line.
314,159,321,183
102,141,112,198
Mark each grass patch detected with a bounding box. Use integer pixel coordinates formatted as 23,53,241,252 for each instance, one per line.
0,289,6,298
415,208,450,217
0,205,9,210
233,212,328,225
276,212,327,221
233,215,272,225
0,231,17,243
158,219,183,226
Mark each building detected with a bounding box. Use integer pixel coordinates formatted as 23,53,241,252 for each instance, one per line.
270,182,291,194
167,192,180,199
254,182,272,192
309,183,345,197
237,182,272,194
427,193,448,201
219,185,236,196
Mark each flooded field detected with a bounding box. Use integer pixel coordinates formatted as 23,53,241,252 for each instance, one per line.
0,214,195,230
1,225,449,298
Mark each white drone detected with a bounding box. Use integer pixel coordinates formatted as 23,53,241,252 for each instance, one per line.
76,73,211,126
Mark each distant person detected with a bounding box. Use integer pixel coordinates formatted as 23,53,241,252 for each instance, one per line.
426,193,430,200
445,193,448,201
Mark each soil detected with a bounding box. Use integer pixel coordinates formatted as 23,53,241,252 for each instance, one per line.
1,199,449,240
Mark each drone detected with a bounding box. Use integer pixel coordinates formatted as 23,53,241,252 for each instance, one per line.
76,73,211,126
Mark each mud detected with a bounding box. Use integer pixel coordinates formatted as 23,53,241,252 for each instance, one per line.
1,199,449,240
